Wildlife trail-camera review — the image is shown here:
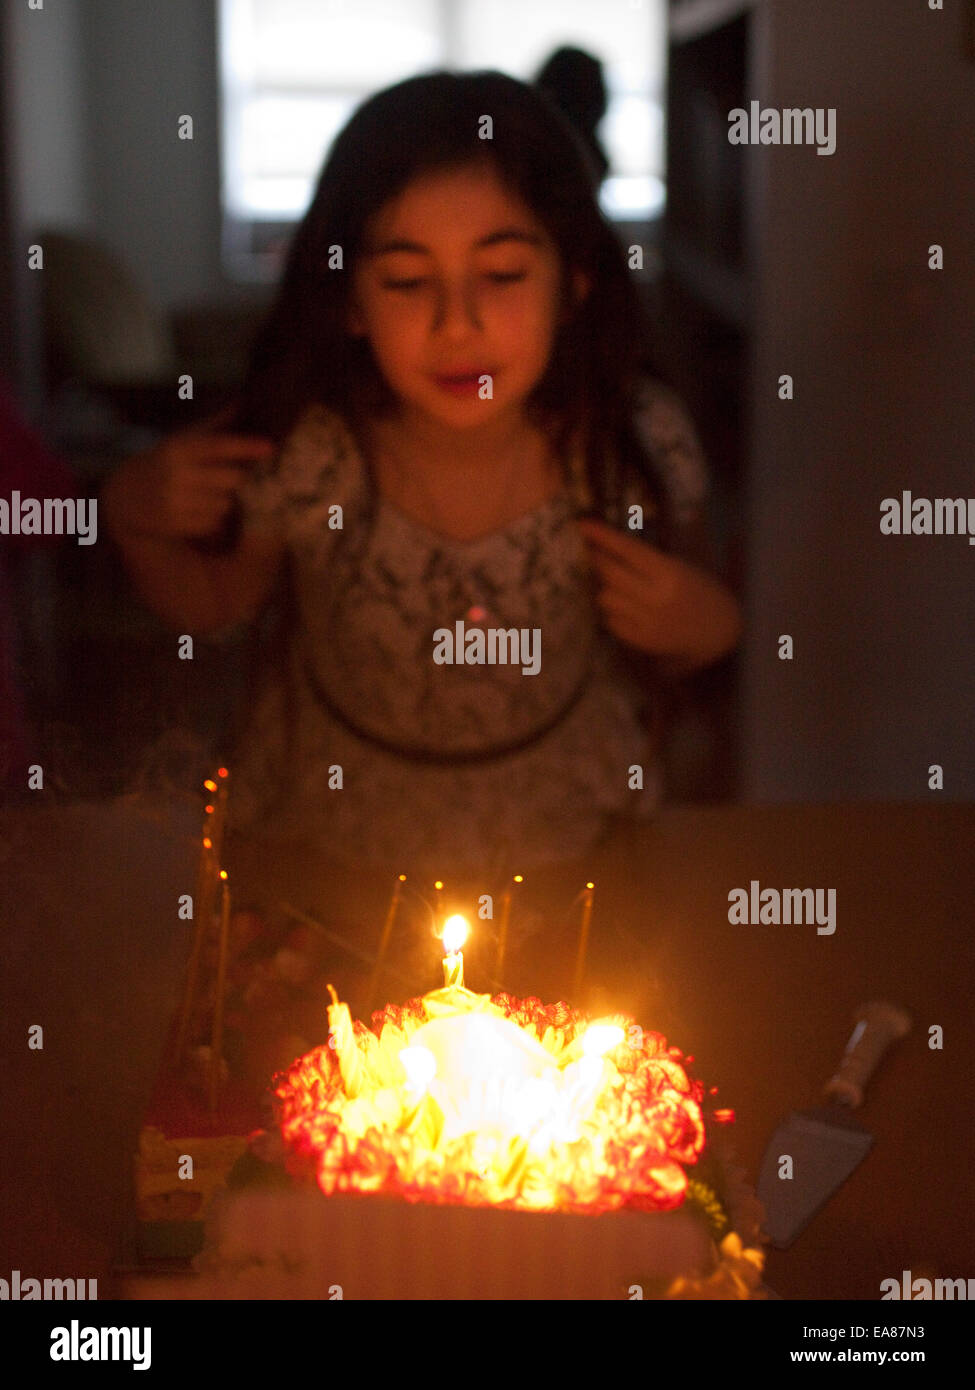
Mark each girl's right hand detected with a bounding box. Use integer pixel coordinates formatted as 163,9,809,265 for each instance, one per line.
102,425,277,542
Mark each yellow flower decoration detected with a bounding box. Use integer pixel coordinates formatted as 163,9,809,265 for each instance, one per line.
666,1232,766,1300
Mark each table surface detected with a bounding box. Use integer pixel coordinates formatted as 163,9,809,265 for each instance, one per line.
3,799,972,1300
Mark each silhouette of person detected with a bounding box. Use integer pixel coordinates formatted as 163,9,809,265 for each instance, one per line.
534,46,611,189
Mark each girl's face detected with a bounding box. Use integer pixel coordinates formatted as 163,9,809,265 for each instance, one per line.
348,163,587,430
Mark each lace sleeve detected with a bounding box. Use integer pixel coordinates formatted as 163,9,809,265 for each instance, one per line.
631,379,710,528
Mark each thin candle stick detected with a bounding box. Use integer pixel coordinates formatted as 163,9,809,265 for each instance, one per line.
326,983,364,1097
208,872,232,1112
173,796,220,1064
441,915,469,989
208,767,230,869
365,873,406,1013
495,873,522,984
443,950,464,989
571,881,595,1001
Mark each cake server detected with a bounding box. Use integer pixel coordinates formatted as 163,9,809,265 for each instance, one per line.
757,1000,911,1248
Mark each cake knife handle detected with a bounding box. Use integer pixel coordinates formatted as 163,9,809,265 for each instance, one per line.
823,1000,912,1109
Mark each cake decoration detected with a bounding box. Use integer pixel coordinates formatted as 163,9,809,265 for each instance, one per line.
278,984,705,1214
265,913,767,1297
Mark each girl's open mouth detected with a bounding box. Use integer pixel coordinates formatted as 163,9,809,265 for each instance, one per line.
431,371,495,396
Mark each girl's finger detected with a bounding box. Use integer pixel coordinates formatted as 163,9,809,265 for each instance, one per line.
589,549,668,605
595,587,647,622
597,602,650,646
578,518,664,569
595,593,664,647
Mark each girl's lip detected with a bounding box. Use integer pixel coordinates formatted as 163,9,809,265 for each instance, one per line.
433,370,493,381
430,370,496,396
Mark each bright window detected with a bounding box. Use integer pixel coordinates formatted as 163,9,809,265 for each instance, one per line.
218,0,665,275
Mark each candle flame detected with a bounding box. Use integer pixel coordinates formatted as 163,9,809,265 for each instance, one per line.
581,1023,625,1058
441,914,469,955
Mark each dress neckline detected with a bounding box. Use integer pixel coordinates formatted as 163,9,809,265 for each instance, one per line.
375,488,572,549
332,407,583,547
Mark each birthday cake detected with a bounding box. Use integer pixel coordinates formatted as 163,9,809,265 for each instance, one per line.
197,980,767,1299
147,781,765,1298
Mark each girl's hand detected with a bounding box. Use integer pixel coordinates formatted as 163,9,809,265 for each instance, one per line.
577,516,741,670
102,423,276,543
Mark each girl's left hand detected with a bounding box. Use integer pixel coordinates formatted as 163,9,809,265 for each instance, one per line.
577,516,741,667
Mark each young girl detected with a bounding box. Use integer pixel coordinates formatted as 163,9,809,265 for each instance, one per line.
103,71,740,880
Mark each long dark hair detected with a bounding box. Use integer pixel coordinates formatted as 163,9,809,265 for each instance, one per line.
234,69,674,543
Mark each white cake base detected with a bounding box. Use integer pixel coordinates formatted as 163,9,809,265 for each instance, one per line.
193,1188,717,1299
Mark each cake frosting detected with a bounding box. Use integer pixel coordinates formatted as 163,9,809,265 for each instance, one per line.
195,986,767,1298
277,990,706,1213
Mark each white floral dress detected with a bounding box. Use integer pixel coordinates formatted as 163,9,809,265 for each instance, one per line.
228,381,710,878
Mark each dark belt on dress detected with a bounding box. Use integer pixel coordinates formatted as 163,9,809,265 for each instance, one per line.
300,651,592,766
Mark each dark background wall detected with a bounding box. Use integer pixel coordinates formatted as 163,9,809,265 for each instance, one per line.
741,0,975,799
4,0,232,318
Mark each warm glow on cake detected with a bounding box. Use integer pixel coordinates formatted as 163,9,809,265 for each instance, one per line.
274,987,706,1214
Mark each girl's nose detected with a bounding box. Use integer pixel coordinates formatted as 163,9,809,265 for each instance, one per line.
433,279,482,335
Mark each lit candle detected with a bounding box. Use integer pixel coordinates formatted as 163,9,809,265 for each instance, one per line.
580,1023,625,1058
495,874,522,983
208,870,232,1111
209,767,230,862
441,914,468,989
571,881,595,1001
553,1022,625,1141
172,773,225,1064
326,983,364,1098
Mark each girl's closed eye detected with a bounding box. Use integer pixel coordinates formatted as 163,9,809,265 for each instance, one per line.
380,270,529,291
